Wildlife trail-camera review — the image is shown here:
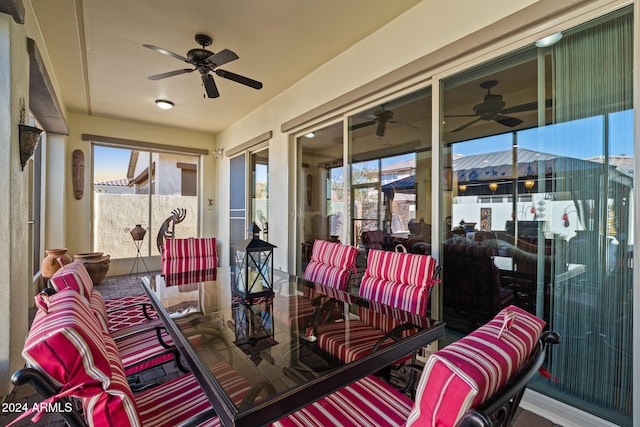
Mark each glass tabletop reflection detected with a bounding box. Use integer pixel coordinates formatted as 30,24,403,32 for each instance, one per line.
142,267,444,427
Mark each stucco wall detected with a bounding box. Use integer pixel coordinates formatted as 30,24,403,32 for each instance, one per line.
0,13,31,396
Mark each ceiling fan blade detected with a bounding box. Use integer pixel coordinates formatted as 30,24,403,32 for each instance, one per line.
494,115,523,127
143,44,189,63
215,69,263,89
500,98,553,114
148,69,194,80
206,49,239,68
452,117,483,132
376,122,387,137
203,74,220,98
349,120,377,131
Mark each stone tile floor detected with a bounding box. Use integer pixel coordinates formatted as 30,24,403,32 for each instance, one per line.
1,271,562,426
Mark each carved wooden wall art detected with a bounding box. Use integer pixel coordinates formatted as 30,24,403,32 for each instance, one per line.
72,149,84,200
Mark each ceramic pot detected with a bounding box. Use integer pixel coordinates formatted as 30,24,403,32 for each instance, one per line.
73,252,111,285
41,248,72,280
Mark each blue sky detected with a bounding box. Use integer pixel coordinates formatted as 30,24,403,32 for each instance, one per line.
93,146,132,182
454,109,634,160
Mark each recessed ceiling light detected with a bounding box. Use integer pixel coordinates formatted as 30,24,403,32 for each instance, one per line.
155,99,175,110
304,132,315,138
535,32,562,48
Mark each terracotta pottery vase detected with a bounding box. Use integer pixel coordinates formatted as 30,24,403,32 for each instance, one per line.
41,248,72,280
73,252,111,285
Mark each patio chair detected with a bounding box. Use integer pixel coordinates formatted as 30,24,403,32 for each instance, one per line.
302,239,359,290
358,249,439,316
275,305,560,427
48,262,188,376
12,287,267,427
162,236,218,276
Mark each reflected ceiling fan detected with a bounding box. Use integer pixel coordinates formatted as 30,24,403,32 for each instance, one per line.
143,33,262,98
446,80,551,132
349,106,417,137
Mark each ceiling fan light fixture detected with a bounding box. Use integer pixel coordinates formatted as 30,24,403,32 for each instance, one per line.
155,99,175,110
535,32,562,48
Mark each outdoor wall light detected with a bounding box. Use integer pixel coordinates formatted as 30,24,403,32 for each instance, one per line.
524,179,535,191
458,184,467,194
488,182,499,193
155,99,175,110
535,32,562,48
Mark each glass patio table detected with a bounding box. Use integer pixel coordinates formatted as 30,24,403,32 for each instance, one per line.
142,267,445,427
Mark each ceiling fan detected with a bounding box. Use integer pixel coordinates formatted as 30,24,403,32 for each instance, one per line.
446,80,551,132
143,33,263,98
349,107,417,137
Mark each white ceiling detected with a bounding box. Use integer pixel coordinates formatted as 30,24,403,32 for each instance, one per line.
30,0,421,135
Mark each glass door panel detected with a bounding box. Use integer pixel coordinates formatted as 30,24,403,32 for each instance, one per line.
440,8,633,424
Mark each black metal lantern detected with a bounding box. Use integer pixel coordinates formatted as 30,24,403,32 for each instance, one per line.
232,223,276,299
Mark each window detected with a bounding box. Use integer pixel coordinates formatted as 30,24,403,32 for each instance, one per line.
93,145,199,259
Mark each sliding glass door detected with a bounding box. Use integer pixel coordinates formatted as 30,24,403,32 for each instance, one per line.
440,8,633,424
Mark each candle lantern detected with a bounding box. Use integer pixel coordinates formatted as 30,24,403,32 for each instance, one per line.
232,223,276,299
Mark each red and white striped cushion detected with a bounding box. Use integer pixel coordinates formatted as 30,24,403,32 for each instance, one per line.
364,249,436,288
164,237,217,259
309,240,359,271
359,249,437,315
164,268,217,286
48,262,94,300
162,237,217,275
24,289,112,391
82,330,140,426
163,256,217,276
303,241,358,290
303,261,350,290
406,305,546,427
313,320,392,363
274,375,413,426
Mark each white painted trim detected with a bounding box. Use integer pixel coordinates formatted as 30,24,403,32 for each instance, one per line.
521,389,621,427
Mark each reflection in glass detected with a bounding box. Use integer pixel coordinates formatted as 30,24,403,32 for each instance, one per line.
441,8,633,424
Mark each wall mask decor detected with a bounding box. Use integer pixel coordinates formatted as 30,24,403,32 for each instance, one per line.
72,149,85,200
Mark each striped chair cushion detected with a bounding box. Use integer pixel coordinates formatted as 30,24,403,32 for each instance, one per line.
163,256,217,276
313,319,393,363
359,249,438,316
406,305,546,427
303,240,358,290
82,330,140,426
274,375,413,427
89,289,178,376
48,262,94,300
309,240,359,270
303,261,351,290
24,289,112,391
116,329,176,376
162,237,217,275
